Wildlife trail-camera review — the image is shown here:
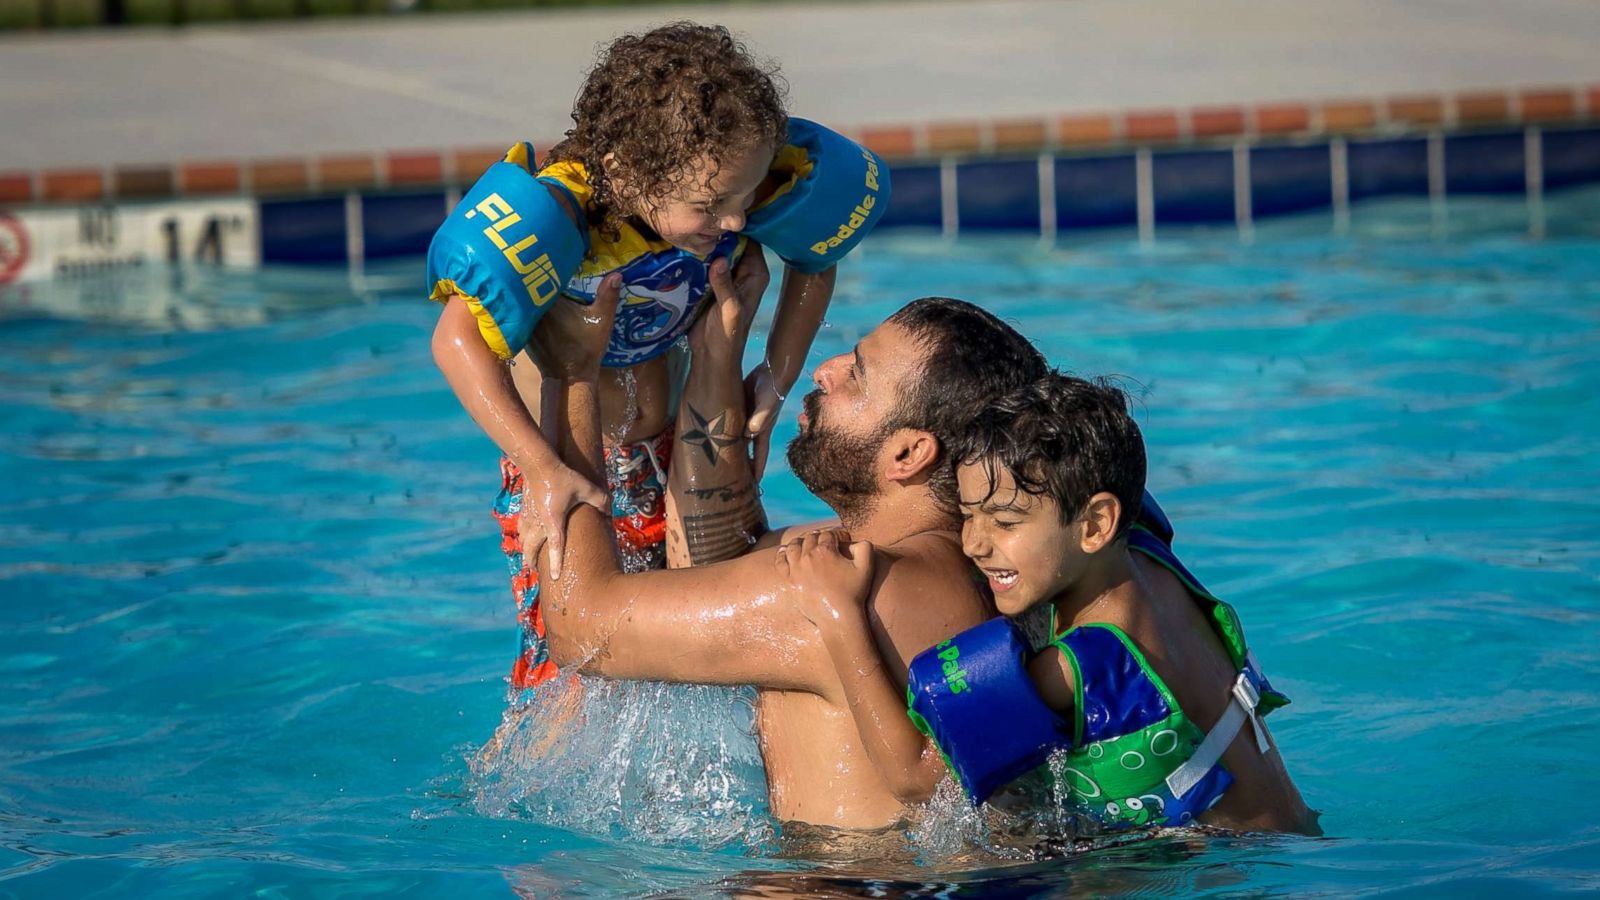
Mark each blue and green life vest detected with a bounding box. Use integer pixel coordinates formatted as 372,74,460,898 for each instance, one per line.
906,492,1289,830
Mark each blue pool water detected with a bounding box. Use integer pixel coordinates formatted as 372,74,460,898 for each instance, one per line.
3,189,1599,896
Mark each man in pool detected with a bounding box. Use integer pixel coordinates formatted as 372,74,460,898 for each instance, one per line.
524,252,1046,830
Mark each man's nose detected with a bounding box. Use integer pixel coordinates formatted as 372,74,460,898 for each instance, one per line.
814,353,847,391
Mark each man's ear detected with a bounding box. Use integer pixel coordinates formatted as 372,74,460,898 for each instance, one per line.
1079,492,1123,554
883,428,940,486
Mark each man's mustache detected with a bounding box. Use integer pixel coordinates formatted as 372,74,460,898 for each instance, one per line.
801,389,823,425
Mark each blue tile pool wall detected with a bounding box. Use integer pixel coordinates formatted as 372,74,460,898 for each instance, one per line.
1346,137,1431,201
1152,149,1234,223
1056,155,1138,229
874,164,942,230
362,192,447,259
253,125,1600,264
956,158,1040,231
1445,132,1527,195
1538,127,1600,190
1250,144,1333,218
260,197,348,264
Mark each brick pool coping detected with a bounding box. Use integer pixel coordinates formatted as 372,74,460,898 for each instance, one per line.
2,84,1595,207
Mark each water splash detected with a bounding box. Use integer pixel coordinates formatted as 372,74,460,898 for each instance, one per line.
468,675,774,852
467,499,774,851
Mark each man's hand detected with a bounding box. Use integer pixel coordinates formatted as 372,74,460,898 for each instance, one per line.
520,273,621,578
775,529,875,631
690,248,768,364
529,273,622,379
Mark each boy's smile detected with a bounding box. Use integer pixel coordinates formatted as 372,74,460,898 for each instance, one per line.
629,140,777,256
957,461,1081,617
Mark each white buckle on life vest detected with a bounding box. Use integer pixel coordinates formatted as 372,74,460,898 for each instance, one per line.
1164,670,1272,800
1232,671,1271,754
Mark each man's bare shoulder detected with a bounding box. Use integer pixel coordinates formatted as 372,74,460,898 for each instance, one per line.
876,530,977,597
866,529,992,670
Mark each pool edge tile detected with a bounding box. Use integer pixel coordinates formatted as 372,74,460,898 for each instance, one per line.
1321,100,1378,133
387,152,445,186
1520,88,1577,123
450,147,507,184
1254,102,1312,135
1387,94,1447,127
113,165,175,199
1191,106,1246,139
250,159,310,196
1124,109,1183,144
318,154,378,192
927,121,984,154
41,169,104,202
1454,92,1510,126
991,118,1049,153
1059,113,1119,147
860,126,918,159
180,161,242,195
0,172,34,204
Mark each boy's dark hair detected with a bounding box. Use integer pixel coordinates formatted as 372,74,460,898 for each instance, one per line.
547,22,789,242
882,298,1048,516
954,372,1147,540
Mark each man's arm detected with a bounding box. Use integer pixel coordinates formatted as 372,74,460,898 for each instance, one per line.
665,254,769,568
535,263,831,693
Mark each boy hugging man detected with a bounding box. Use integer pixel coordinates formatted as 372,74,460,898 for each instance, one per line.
777,373,1319,836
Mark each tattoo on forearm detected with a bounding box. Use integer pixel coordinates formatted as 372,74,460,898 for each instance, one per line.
681,505,769,565
682,403,740,465
685,483,756,503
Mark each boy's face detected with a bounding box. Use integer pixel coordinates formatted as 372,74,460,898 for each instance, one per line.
635,141,775,256
957,460,1083,617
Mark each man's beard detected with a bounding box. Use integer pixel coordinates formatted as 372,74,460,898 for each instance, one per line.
785,390,883,527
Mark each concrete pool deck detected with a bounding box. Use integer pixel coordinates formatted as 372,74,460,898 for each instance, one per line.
1,0,1598,173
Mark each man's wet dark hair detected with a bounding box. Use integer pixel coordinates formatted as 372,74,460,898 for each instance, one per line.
953,372,1147,540
883,297,1048,515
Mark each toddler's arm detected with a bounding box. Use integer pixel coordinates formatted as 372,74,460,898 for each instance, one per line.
431,298,607,578
426,148,605,576
745,265,837,479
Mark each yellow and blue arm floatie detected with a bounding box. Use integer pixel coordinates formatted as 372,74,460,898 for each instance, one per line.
426,142,589,359
743,118,892,274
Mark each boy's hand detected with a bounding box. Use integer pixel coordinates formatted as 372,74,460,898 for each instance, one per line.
520,464,608,582
743,364,783,482
774,529,875,631
529,273,621,379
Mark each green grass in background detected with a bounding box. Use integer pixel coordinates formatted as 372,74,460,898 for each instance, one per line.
0,0,41,27
3,0,755,27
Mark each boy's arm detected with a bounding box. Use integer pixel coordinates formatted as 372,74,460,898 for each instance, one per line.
431,298,608,578
665,253,771,567
777,530,950,803
745,264,837,480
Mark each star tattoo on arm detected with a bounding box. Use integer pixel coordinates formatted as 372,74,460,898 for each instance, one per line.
682,404,740,465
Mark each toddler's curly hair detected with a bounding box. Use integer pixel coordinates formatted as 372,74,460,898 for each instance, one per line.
547,22,789,242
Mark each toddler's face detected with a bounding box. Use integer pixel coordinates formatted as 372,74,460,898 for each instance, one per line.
957,460,1082,618
636,141,775,256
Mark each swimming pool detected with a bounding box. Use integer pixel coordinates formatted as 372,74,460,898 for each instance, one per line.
3,187,1598,896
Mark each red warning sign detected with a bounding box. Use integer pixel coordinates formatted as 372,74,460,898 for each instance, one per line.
0,212,28,285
